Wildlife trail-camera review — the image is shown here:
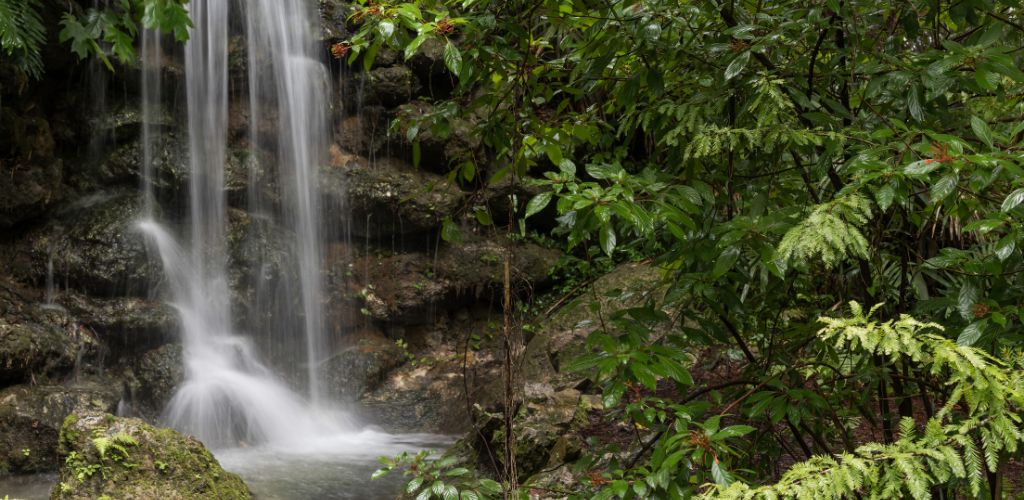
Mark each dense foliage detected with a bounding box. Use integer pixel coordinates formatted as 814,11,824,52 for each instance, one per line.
349,0,1024,497
0,0,189,78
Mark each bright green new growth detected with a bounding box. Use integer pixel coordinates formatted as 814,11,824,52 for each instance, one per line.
777,195,873,270
705,303,1024,499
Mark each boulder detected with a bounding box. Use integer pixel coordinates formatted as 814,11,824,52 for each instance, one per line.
52,412,251,499
321,331,405,401
127,344,184,421
391,101,480,175
0,378,122,475
321,155,464,239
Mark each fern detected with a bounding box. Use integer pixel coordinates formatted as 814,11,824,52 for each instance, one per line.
0,0,46,78
777,194,873,269
702,303,1024,499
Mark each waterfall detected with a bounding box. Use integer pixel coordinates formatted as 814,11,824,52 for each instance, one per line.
138,0,341,447
246,0,330,405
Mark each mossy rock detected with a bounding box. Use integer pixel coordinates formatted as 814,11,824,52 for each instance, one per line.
321,156,464,239
21,191,159,296
0,279,89,385
0,377,122,475
52,412,251,500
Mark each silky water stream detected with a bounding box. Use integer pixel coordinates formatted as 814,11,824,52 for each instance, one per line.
132,0,451,497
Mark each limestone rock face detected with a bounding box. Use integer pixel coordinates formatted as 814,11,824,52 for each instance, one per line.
52,412,251,500
0,280,92,385
0,378,122,475
20,192,158,296
321,155,464,238
128,344,184,421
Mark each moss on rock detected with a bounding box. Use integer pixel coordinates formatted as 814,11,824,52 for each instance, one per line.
52,412,251,500
0,377,122,475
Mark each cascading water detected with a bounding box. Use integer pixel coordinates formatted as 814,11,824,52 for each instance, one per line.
137,0,341,447
245,0,331,405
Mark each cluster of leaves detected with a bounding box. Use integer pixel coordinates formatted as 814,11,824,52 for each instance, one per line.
345,0,1024,496
373,450,505,500
705,303,1024,499
0,0,190,78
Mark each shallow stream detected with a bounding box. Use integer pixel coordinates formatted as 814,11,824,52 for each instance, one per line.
0,431,452,500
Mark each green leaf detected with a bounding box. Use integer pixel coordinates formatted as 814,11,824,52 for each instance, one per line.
930,174,958,201
544,143,563,166
995,235,1016,261
431,480,446,497
906,86,924,122
611,480,629,497
1001,188,1024,212
441,217,463,243
957,322,983,346
712,247,740,278
407,476,424,493
524,192,553,219
724,51,750,80
711,459,733,486
970,116,994,149
405,32,431,60
958,282,979,321
905,160,938,175
712,425,756,440
443,40,462,76
478,479,502,495
875,184,896,211
599,224,617,256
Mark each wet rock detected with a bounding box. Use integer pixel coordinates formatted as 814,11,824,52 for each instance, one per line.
321,155,464,239
53,411,251,499
58,293,177,358
334,110,389,157
354,234,560,325
360,66,421,107
521,262,665,388
0,280,93,385
0,160,63,229
321,331,404,401
127,344,183,421
0,377,122,475
392,101,480,175
0,105,62,227
19,192,159,297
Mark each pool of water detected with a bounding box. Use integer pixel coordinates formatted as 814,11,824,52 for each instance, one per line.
0,431,453,500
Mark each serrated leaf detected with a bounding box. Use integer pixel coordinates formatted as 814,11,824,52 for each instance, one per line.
907,86,924,122
875,184,896,210
971,116,994,149
711,459,733,486
1001,188,1024,212
725,51,750,80
996,235,1016,260
957,322,983,346
905,160,938,175
958,282,979,321
930,174,958,201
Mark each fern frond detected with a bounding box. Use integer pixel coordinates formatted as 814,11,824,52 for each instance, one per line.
0,0,46,78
